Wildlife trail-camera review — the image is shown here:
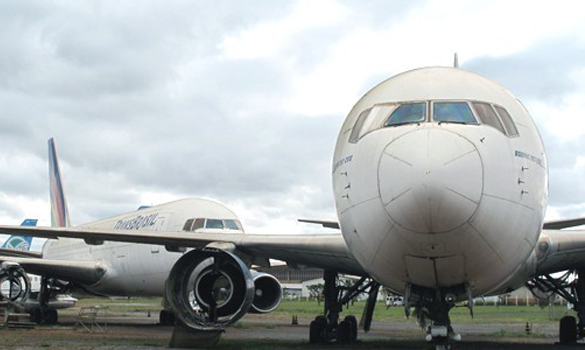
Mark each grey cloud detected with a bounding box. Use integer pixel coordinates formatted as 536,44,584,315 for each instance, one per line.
464,37,585,103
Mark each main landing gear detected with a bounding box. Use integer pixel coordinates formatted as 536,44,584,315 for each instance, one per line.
309,270,380,344
527,268,585,344
29,277,67,325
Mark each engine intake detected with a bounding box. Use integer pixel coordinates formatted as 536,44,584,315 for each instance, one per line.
165,249,254,330
249,271,282,314
0,262,31,303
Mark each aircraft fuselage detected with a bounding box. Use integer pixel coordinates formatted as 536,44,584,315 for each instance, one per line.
333,67,548,300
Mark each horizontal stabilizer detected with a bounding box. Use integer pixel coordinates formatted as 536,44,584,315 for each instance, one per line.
298,219,340,229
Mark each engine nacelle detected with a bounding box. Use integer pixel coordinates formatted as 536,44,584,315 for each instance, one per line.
249,271,282,314
165,248,255,330
0,261,31,303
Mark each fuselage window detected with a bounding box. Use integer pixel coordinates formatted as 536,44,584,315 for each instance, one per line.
182,219,194,231
494,105,519,137
472,102,505,134
349,108,372,143
205,219,224,229
192,218,205,231
433,102,477,124
224,219,239,230
384,102,426,127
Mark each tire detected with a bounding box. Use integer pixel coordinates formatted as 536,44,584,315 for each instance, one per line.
310,316,327,343
344,315,358,343
46,309,58,325
30,309,41,323
559,316,577,344
338,320,350,343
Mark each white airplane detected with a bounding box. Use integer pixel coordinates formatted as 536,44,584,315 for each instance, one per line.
1,66,585,348
0,219,77,322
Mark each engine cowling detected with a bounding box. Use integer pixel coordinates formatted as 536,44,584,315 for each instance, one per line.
249,271,283,314
165,248,255,330
0,262,31,303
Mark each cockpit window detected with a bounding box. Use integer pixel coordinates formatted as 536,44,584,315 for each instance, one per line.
384,102,426,127
349,108,371,143
183,219,194,231
472,102,505,134
193,218,205,231
205,219,224,229
433,102,477,124
494,105,519,137
224,219,239,230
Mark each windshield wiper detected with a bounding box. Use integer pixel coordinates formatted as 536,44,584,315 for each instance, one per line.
386,121,422,127
438,120,468,125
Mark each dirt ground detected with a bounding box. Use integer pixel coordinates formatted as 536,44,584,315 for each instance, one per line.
0,309,578,349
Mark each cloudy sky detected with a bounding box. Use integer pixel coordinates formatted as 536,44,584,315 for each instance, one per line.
1,0,585,248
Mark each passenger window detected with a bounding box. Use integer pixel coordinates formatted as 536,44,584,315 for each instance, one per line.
192,218,205,231
472,102,505,134
385,102,426,127
494,106,519,137
224,219,239,230
349,108,371,143
205,219,224,229
433,102,477,124
182,219,194,232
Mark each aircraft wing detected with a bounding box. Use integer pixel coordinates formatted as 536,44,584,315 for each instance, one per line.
536,229,585,274
542,217,585,230
0,225,365,276
0,248,42,259
0,255,107,285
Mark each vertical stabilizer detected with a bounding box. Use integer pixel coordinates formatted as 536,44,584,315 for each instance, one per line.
1,219,37,250
48,138,71,227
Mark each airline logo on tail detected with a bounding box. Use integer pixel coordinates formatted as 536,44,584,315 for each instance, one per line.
48,138,70,228
1,218,37,251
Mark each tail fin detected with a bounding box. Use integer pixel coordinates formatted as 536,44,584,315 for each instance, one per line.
48,138,71,227
1,219,37,250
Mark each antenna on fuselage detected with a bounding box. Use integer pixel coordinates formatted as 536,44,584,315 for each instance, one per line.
453,52,459,68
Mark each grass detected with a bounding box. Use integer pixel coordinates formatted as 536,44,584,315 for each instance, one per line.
274,299,574,325
74,297,574,325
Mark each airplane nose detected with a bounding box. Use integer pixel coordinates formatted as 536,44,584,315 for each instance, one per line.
378,129,483,233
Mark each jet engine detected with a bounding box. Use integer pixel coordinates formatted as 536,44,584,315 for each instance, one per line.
249,271,283,314
0,261,31,303
165,248,255,330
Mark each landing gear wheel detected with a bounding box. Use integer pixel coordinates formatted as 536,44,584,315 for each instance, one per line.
338,315,357,343
309,316,327,343
559,315,577,344
30,309,41,323
338,320,351,343
45,309,58,325
345,315,358,343
159,310,175,326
